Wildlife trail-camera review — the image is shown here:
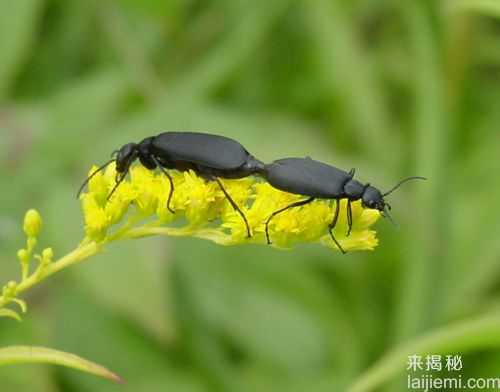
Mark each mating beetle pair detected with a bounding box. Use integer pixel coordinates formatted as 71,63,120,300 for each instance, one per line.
78,131,425,253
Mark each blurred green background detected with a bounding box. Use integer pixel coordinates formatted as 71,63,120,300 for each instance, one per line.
1,0,500,391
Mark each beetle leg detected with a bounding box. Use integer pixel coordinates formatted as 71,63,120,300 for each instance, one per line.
348,168,356,178
107,170,128,201
328,200,346,254
150,155,175,214
215,178,252,238
346,200,353,237
265,197,315,245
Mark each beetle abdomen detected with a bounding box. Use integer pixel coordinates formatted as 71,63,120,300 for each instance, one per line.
264,158,350,198
152,132,249,170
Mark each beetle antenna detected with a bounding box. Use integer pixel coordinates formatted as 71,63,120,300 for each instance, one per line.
382,206,398,228
382,176,427,197
77,159,115,199
107,172,126,201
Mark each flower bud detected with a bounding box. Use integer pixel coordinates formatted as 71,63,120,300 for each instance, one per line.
4,281,18,297
23,209,42,238
42,248,54,264
17,249,29,263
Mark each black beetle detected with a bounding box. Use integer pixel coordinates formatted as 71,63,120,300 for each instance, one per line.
261,157,425,253
78,132,265,238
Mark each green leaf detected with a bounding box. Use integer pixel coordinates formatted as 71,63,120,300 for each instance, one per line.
305,0,394,164
348,312,500,392
167,0,291,99
393,0,449,342
452,0,500,18
53,291,206,391
74,239,173,342
0,0,44,98
0,346,121,383
0,309,22,321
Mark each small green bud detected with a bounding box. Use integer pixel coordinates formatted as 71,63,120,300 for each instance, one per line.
17,249,29,263
4,281,18,297
23,209,42,238
42,248,54,264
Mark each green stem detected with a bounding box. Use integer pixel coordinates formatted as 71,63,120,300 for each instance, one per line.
0,219,183,312
0,241,100,309
103,214,144,243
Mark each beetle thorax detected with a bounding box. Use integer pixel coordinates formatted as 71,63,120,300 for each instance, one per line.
343,179,365,200
137,137,156,170
137,137,154,153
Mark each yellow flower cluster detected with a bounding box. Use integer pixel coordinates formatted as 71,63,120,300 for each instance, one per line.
80,163,380,251
1,162,381,322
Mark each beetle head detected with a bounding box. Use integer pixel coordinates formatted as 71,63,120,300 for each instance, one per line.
114,143,139,174
361,185,386,212
361,185,397,226
361,176,427,225
103,143,140,201
77,142,144,200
